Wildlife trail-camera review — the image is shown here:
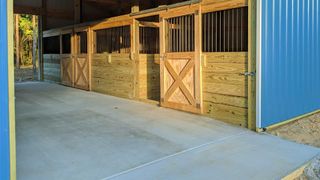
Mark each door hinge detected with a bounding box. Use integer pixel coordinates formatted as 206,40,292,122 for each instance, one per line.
239,72,256,77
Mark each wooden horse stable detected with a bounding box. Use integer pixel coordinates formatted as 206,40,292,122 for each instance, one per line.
41,0,255,129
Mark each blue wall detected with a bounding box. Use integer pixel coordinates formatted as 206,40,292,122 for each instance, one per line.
260,0,320,127
0,0,10,179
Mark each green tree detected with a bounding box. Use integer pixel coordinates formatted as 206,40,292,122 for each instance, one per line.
15,14,37,67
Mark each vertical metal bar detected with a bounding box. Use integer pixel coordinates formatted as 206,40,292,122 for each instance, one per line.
202,14,207,52
187,15,189,51
231,9,234,52
211,12,214,52
191,15,195,51
172,18,175,52
175,17,178,52
179,16,181,52
185,15,188,52
240,8,243,51
236,9,238,51
216,12,219,52
208,13,210,52
169,18,172,52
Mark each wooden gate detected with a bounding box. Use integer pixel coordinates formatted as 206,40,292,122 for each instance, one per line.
160,9,202,114
61,55,74,86
74,30,90,90
61,32,74,87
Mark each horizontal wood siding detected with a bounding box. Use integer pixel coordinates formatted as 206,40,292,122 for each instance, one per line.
202,52,248,127
91,53,134,98
138,54,160,101
43,54,61,82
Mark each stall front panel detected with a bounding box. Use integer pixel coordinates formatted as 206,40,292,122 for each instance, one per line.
91,21,135,98
43,34,61,82
160,6,202,114
136,18,161,102
201,6,249,127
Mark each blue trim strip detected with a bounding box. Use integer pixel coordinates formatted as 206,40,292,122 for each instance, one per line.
0,0,10,179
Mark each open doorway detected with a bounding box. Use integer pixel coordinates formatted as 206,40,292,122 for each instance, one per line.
14,14,39,82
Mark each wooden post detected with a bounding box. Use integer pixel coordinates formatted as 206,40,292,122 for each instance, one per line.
32,15,38,80
248,0,257,130
42,0,47,30
159,16,165,104
132,19,140,99
74,0,81,24
131,2,140,99
194,7,202,112
15,14,20,69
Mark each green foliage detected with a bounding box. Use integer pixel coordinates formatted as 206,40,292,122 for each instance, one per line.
16,14,38,66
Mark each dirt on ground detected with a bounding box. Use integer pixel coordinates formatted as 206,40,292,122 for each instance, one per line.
268,113,320,179
269,113,320,148
15,66,35,82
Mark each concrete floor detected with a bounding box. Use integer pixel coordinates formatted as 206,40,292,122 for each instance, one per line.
16,82,319,180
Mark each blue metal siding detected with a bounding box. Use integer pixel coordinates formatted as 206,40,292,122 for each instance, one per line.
0,0,10,179
260,0,320,127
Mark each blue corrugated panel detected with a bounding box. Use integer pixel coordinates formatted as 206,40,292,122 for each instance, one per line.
260,0,320,127
0,0,10,179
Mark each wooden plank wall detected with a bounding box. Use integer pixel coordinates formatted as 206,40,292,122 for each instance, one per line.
91,53,135,98
137,54,160,101
43,54,61,82
202,52,248,127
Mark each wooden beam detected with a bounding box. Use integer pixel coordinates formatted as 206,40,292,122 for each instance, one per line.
248,0,257,130
14,5,73,20
14,5,42,15
139,21,159,28
201,0,248,13
83,0,118,5
74,0,81,23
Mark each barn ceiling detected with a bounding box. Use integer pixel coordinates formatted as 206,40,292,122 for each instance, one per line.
14,0,188,29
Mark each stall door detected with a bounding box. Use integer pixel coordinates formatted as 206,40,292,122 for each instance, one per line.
61,33,74,87
74,31,90,90
61,55,74,86
160,13,201,114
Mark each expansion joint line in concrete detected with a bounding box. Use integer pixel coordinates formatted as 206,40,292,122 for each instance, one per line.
101,131,250,180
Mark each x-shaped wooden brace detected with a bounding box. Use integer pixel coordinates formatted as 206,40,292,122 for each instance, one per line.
63,60,72,83
164,59,196,106
75,58,88,85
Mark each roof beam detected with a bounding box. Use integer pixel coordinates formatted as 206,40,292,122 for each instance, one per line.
83,0,118,5
14,5,73,20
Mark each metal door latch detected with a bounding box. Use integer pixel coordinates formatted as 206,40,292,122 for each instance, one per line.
239,72,256,77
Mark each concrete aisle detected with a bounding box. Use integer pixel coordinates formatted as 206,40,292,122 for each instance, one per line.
15,82,319,180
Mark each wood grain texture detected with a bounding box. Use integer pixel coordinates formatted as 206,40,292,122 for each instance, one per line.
91,53,135,98
203,52,248,127
137,54,160,101
201,0,248,13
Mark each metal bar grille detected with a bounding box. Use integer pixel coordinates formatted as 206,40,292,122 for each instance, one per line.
62,34,71,54
202,7,248,52
167,14,195,52
95,25,131,54
77,31,87,54
43,36,60,54
139,27,159,54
